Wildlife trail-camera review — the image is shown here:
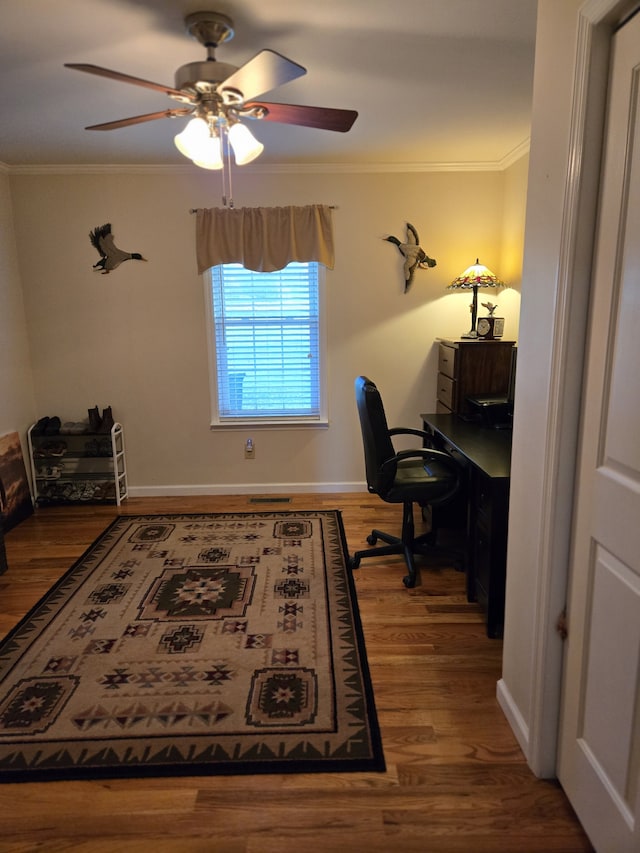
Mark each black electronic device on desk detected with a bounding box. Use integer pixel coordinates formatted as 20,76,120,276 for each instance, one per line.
465,394,513,429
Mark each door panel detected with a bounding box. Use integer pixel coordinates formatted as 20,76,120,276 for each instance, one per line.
582,548,640,793
558,12,640,852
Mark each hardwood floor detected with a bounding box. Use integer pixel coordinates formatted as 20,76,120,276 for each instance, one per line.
0,494,593,852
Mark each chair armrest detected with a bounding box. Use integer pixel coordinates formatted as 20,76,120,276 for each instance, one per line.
388,427,433,441
388,427,438,449
381,447,458,473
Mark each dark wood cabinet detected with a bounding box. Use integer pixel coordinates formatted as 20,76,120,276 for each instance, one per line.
436,339,515,416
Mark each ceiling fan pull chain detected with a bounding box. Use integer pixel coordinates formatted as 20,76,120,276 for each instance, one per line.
221,128,234,208
227,148,234,209
218,127,227,207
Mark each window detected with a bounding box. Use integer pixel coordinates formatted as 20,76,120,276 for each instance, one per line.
206,262,326,425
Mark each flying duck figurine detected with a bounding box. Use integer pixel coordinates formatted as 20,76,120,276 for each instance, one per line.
383,222,436,291
481,300,498,316
89,223,147,274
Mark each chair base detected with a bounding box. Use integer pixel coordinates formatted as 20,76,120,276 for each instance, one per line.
349,502,462,588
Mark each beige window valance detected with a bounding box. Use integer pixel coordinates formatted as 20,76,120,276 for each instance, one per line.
195,204,335,274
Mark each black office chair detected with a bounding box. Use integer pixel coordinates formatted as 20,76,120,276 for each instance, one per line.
350,375,460,588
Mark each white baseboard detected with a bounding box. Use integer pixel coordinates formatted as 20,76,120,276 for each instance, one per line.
496,677,531,761
127,482,367,498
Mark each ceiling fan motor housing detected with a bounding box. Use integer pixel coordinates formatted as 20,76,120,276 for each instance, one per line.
176,12,239,95
174,60,239,94
185,11,235,48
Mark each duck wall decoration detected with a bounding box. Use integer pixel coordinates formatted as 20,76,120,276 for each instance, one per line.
89,223,147,274
383,222,436,292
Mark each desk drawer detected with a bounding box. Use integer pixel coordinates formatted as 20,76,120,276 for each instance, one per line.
474,474,493,525
438,343,456,379
438,440,469,471
437,373,455,410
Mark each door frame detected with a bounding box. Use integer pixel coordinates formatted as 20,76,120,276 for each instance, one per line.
521,0,639,777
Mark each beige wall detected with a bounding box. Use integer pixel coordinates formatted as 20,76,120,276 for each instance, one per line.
500,152,528,339
7,161,526,494
0,170,36,445
498,0,605,777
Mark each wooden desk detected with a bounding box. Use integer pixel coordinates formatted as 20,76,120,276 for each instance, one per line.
420,413,511,638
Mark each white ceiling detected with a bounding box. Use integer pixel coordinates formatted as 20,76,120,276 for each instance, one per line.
0,0,537,169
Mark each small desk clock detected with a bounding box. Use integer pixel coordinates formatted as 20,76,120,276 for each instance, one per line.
477,316,505,339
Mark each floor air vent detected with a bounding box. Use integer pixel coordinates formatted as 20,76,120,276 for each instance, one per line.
249,497,292,504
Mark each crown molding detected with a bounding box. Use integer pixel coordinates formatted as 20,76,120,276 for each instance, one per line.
2,141,531,177
499,138,531,169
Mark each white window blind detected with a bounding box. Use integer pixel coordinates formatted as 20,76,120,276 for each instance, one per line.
209,262,324,423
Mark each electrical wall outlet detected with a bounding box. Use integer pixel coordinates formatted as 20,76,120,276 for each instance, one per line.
244,438,255,459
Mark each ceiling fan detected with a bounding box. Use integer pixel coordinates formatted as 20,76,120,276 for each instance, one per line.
65,10,358,171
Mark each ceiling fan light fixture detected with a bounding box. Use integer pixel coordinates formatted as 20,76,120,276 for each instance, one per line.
228,121,264,165
174,116,210,158
192,133,223,170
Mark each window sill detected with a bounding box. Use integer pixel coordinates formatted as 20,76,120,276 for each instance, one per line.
210,419,329,430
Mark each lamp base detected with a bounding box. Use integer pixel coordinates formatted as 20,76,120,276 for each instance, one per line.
460,330,478,339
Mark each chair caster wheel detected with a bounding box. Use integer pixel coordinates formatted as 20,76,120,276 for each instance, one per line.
349,555,361,570
366,533,377,546
403,574,416,589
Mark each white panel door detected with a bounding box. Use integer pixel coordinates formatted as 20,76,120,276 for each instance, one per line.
558,11,640,853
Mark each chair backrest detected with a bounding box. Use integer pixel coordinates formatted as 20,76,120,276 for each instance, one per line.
354,376,398,496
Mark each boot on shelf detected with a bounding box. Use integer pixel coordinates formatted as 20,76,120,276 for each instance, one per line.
98,406,114,433
88,406,101,433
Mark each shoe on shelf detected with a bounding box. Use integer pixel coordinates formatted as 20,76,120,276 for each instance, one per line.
88,406,101,433
98,438,113,456
98,406,114,433
32,417,50,435
84,439,99,457
41,439,67,457
60,421,89,435
44,416,61,435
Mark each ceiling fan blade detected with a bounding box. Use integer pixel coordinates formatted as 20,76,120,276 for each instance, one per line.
220,50,306,102
245,101,358,132
85,108,193,131
65,63,194,102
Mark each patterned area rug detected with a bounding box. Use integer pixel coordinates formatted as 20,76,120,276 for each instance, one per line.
0,511,384,781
